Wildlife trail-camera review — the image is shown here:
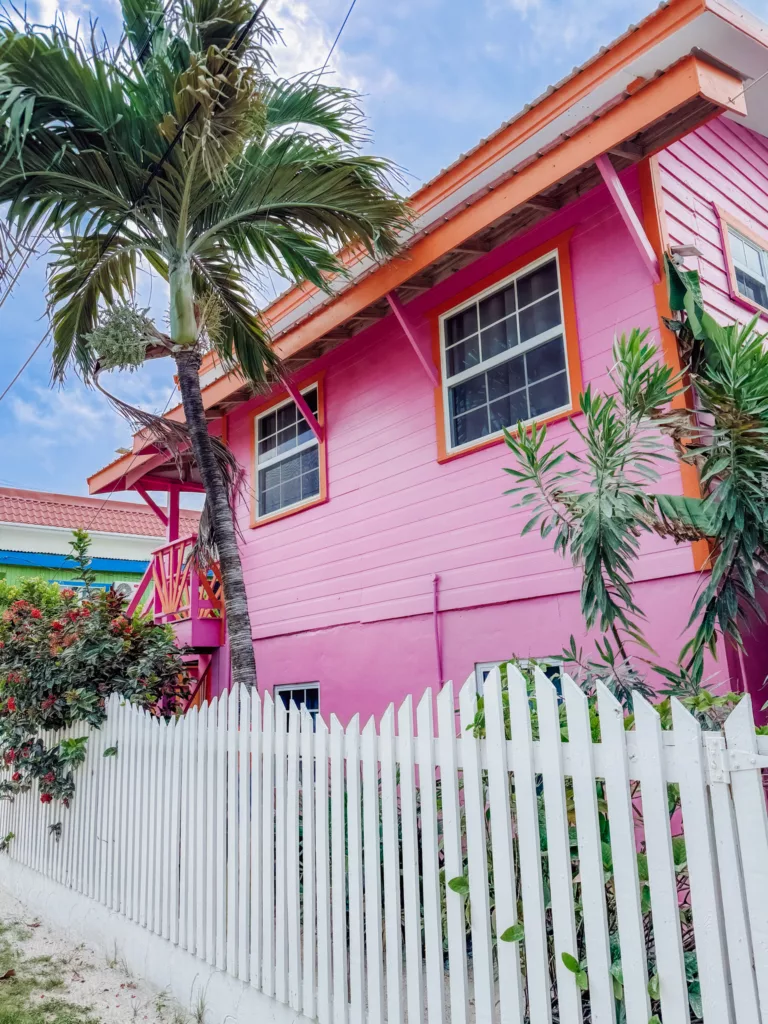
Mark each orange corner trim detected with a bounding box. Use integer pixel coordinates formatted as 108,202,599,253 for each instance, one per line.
638,154,710,570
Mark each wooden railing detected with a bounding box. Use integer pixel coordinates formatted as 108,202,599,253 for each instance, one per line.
126,534,224,643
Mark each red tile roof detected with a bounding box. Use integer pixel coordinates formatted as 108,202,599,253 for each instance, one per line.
0,488,200,538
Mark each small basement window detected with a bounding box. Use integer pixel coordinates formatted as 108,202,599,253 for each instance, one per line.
255,385,320,520
274,683,320,726
475,659,562,695
727,225,768,310
440,251,570,452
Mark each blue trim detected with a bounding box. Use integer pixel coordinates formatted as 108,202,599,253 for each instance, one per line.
0,550,148,573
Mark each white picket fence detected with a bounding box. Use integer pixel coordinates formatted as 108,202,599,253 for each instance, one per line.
1,668,768,1024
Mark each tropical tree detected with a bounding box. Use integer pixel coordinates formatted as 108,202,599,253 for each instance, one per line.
503,257,768,683
0,1,408,689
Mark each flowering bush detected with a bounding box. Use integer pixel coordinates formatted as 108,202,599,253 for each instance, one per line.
0,587,191,805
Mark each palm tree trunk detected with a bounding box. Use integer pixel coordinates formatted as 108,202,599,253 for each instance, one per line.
175,348,257,691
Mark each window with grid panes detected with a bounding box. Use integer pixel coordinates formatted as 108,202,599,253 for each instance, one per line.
728,226,768,309
440,253,570,450
256,386,320,518
274,683,320,726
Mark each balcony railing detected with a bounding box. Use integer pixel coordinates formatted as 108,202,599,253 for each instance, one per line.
127,534,224,648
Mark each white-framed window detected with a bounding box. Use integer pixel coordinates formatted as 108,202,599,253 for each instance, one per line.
728,226,768,309
274,683,320,726
474,659,563,695
256,385,320,519
440,251,570,452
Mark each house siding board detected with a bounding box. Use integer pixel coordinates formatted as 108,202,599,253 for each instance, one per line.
225,164,695,708
659,115,768,326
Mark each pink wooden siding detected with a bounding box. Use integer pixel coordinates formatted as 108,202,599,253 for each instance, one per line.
658,115,768,718
659,115,768,325
225,165,701,720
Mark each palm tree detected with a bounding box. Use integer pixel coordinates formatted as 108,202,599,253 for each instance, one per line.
0,1,407,689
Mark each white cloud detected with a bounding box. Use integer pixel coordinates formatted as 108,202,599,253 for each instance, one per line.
269,1,363,90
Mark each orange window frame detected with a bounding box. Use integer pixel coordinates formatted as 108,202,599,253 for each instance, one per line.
429,229,582,463
716,205,768,321
248,370,328,528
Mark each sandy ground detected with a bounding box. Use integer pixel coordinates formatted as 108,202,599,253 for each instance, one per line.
0,884,189,1023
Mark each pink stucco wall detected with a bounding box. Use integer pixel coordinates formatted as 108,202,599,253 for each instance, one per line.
216,159,720,721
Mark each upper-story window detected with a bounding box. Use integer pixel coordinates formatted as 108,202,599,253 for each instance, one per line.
727,225,768,309
255,385,320,520
439,252,570,452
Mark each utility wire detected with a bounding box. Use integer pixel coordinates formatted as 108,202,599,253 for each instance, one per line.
0,327,51,405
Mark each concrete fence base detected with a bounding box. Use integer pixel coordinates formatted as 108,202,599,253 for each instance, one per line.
0,857,309,1024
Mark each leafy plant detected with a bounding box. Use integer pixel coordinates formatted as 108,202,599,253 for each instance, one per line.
504,280,768,681
0,533,190,805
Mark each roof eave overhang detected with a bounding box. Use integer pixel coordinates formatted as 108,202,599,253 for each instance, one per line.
88,47,748,497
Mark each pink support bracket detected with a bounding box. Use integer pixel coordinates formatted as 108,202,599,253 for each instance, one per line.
595,153,660,284
284,378,324,443
386,291,440,387
136,484,168,528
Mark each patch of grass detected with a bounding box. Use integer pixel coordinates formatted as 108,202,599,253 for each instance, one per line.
0,928,97,1024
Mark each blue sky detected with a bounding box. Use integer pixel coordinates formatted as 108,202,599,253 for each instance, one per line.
1,0,767,503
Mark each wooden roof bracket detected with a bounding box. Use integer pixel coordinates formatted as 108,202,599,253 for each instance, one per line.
284,377,324,442
595,152,660,283
135,484,169,529
386,291,440,387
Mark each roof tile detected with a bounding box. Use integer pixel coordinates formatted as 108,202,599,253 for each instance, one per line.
0,488,199,538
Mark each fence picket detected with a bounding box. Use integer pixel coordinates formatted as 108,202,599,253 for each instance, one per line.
167,715,182,945
194,701,208,959
484,669,524,1024
330,715,348,1024
226,687,239,978
237,687,251,984
249,690,262,990
459,675,494,1024
346,715,365,1024
206,696,218,966
380,703,403,1024
215,692,228,971
436,682,469,1024
362,716,383,1024
633,694,690,1024
596,683,650,1024
286,701,302,1013
507,666,552,1024
706,735,761,1024
315,716,332,1024
671,698,732,1023
179,705,194,951
562,675,614,1024
398,696,424,1024
274,697,288,1004
416,689,445,1024
261,691,275,997
301,709,317,1020
723,695,768,1019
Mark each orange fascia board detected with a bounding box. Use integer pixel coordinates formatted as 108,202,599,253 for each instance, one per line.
250,0,711,335
267,58,743,360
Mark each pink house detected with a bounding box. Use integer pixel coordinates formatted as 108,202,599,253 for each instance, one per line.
88,0,768,721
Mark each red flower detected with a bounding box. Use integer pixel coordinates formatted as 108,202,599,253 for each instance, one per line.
41,695,56,711
51,621,63,632
3,749,14,765
62,798,69,809
67,610,79,622
43,772,55,784
60,589,75,599
39,793,52,804
11,600,28,610
6,698,16,713
79,608,91,619
0,641,4,649
11,772,20,783
29,608,41,620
